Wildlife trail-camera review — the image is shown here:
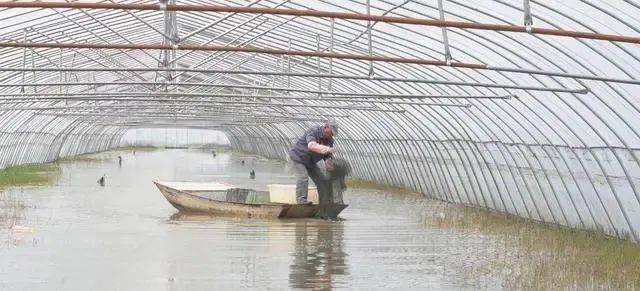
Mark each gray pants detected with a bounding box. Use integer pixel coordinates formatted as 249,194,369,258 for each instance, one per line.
292,161,331,203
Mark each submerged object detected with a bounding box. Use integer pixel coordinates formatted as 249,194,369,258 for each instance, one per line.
241,160,245,165
153,181,347,219
97,174,105,186
249,169,255,179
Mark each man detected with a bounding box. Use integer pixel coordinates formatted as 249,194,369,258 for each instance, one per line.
289,120,338,204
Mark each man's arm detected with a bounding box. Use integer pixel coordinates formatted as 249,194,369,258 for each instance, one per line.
305,128,335,154
308,141,335,154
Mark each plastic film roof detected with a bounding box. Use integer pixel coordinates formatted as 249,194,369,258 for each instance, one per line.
1,1,640,241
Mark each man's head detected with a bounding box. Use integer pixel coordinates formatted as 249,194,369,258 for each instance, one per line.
323,119,339,138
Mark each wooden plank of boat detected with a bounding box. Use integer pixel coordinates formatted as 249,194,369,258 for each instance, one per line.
154,181,283,218
153,181,348,219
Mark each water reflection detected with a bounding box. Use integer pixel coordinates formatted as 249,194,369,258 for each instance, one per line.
0,149,513,290
289,220,348,289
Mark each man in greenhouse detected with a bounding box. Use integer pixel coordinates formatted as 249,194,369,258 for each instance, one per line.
289,120,339,204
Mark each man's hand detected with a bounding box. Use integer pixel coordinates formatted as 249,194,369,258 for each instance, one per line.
327,147,337,154
325,158,335,170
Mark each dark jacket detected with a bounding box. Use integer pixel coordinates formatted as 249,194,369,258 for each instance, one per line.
289,126,334,167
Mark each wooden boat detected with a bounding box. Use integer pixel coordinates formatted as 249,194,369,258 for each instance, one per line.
153,181,348,219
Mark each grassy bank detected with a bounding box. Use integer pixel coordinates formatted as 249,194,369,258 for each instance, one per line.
347,178,640,289
426,203,640,289
0,163,59,231
346,177,421,195
57,146,160,163
56,152,109,163
0,163,60,188
115,146,160,152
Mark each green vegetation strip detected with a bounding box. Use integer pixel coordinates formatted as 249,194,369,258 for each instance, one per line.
56,153,108,163
348,178,640,289
0,163,60,188
346,177,421,195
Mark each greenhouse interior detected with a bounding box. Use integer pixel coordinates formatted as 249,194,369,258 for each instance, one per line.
1,0,640,289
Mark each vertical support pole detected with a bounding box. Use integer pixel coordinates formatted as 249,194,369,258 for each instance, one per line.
30,32,37,94
287,39,291,89
58,47,63,95
161,0,178,92
437,0,452,64
161,0,179,131
92,72,97,94
276,58,281,90
316,34,322,97
20,29,28,94
329,17,334,92
367,0,374,77
68,51,77,95
523,0,533,31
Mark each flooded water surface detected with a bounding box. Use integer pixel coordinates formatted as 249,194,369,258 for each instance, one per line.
1,149,635,290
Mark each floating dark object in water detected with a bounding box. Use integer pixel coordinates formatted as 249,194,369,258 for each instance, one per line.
241,160,245,165
212,150,216,157
249,169,255,179
118,155,122,167
97,175,105,186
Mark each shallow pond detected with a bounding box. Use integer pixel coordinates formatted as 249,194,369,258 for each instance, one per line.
0,149,580,289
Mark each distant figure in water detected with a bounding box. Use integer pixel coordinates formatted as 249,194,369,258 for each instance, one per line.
118,156,122,167
212,150,216,158
133,150,136,156
241,160,245,166
97,174,105,186
249,169,255,179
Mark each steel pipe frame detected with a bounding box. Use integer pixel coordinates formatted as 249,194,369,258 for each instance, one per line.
438,0,640,241
356,1,608,234
218,0,636,238
0,89,513,100
0,110,118,167
352,0,616,233
0,93,471,107
31,110,331,123
298,0,636,237
0,98,405,112
15,27,157,93
2,40,640,86
376,0,640,237
35,112,322,124
0,77,587,94
438,0,628,230
195,0,510,202
0,7,572,214
3,1,640,44
7,65,640,86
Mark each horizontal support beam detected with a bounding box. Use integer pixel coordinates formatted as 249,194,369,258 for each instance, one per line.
0,93,472,107
27,107,336,121
3,65,638,86
0,41,485,68
0,78,587,94
34,112,322,124
0,98,405,112
2,2,639,44
0,91,511,100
